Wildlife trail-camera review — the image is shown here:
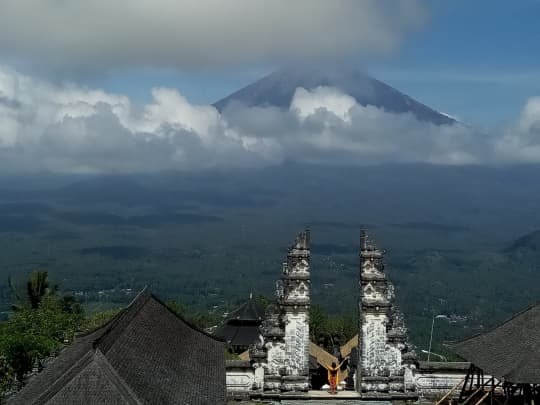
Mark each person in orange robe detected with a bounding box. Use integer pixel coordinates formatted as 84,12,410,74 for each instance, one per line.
326,359,346,394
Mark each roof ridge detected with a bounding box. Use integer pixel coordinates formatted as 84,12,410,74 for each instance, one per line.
31,350,95,405
75,288,152,340
93,289,152,352
224,297,264,321
150,292,225,342
90,289,223,353
94,349,143,405
449,302,540,346
246,298,264,317
74,319,117,339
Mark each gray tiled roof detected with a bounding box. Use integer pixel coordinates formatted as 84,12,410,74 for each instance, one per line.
214,322,261,347
450,304,540,384
9,290,226,405
224,298,264,322
214,298,263,347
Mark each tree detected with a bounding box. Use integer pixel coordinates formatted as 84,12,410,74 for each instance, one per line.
165,300,221,331
253,293,271,311
0,333,54,381
83,308,122,332
309,305,328,341
0,356,13,396
9,271,54,311
310,305,357,354
26,271,51,309
0,294,85,381
0,272,85,395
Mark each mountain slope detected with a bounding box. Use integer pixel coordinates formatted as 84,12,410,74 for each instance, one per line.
214,65,455,126
505,230,540,257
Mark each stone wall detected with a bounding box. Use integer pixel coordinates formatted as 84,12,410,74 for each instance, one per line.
361,314,402,377
226,359,474,401
284,311,309,376
415,361,470,401
226,360,255,393
266,341,286,377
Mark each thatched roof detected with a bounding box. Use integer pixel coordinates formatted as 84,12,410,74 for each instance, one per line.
309,342,338,370
340,334,358,359
450,304,540,384
238,350,250,361
9,290,226,404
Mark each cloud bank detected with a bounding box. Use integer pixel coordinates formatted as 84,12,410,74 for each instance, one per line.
0,66,539,173
0,0,425,72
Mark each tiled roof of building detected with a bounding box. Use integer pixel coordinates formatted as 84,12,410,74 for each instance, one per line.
225,298,264,322
214,323,261,347
214,298,264,347
9,290,226,405
451,304,540,384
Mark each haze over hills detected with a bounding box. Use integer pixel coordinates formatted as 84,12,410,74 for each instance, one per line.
214,65,456,126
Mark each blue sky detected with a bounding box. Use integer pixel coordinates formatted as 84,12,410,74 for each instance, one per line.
76,0,539,128
371,0,540,127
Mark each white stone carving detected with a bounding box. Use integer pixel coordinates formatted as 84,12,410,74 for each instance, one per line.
284,312,309,375
226,369,255,392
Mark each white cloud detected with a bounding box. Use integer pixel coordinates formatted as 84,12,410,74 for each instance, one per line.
494,97,540,163
138,88,221,140
0,0,425,72
2,66,540,173
0,66,281,172
291,87,357,122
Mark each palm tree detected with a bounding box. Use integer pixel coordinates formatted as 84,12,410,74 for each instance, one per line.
9,270,52,310
26,271,51,309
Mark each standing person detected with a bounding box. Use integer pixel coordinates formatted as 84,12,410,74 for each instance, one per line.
326,359,347,394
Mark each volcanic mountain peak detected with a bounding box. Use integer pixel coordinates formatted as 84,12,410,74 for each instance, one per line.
214,65,455,126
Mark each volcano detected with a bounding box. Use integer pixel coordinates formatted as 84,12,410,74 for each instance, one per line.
214,65,455,126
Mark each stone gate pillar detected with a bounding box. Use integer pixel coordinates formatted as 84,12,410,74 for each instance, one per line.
357,230,415,396
259,229,311,392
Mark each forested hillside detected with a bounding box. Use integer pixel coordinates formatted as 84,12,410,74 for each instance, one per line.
1,164,540,360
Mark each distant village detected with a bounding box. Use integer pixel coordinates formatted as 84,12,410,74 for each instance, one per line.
8,230,539,404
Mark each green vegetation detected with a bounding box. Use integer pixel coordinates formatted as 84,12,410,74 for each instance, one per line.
0,271,84,392
82,308,122,332
224,351,240,360
310,305,357,354
1,214,538,363
12,270,51,310
1,167,540,365
165,300,223,330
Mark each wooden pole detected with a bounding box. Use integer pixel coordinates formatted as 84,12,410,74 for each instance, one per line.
435,378,465,405
474,390,491,405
